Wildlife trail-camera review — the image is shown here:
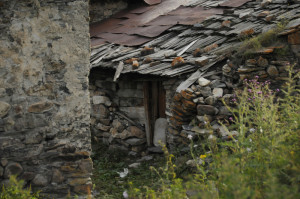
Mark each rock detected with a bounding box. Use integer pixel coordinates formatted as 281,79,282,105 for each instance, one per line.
95,80,117,91
0,88,6,98
222,94,234,105
125,138,146,146
267,65,279,77
92,96,111,106
112,119,124,132
222,64,231,73
52,169,64,184
0,166,3,177
25,132,43,144
92,104,109,119
131,145,146,152
153,118,168,147
69,178,91,186
137,155,153,162
186,158,204,167
257,56,268,67
210,80,226,88
110,128,118,137
258,11,270,18
261,0,272,8
197,105,218,116
199,87,212,97
129,162,141,169
191,126,210,135
180,90,196,100
213,88,223,98
4,162,23,179
195,56,209,66
148,146,163,153
99,119,110,126
288,31,300,45
219,106,232,116
0,101,11,118
1,159,7,167
208,134,217,141
96,123,110,131
127,126,146,139
196,115,213,123
198,77,211,87
245,59,257,66
132,60,139,69
28,101,53,113
21,172,35,181
141,46,155,56
204,96,216,105
171,57,185,68
119,107,145,124
221,20,231,27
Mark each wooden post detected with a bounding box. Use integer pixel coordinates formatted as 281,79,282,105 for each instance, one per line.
143,82,152,146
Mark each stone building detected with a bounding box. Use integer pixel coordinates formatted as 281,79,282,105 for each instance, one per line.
0,0,299,198
0,0,92,198
90,0,300,153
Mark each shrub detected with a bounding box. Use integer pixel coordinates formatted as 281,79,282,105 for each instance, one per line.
0,176,39,199
129,66,300,199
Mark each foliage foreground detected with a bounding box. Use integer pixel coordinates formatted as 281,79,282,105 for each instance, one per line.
129,68,300,199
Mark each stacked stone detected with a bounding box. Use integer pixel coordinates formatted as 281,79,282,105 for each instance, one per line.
166,70,239,149
90,79,147,155
89,0,128,23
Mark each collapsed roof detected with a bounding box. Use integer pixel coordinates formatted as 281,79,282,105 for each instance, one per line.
90,0,300,78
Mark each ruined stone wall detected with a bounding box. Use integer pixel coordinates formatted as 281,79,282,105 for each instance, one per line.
90,0,128,23
0,0,91,198
166,27,300,151
89,71,147,155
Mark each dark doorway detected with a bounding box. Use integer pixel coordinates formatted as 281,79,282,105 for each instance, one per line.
143,81,166,146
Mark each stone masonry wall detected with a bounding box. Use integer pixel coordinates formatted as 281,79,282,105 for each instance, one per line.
166,27,300,150
89,70,147,155
90,0,128,23
0,0,91,198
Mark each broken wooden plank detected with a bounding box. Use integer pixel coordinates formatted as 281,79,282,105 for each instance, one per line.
176,70,206,92
143,82,152,146
113,61,124,82
177,39,198,56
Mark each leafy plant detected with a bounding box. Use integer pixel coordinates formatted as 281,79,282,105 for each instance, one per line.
0,176,39,199
128,65,300,199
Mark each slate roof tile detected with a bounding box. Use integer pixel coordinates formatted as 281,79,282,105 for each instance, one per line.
90,0,300,78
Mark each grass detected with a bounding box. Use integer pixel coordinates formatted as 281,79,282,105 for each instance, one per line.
91,143,166,198
238,20,289,59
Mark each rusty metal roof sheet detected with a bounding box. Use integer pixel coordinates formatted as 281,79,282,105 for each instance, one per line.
90,0,300,78
144,0,161,5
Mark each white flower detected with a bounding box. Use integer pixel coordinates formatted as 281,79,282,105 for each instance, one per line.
249,128,255,133
188,134,193,140
246,147,251,152
117,168,129,178
249,138,252,142
123,190,129,198
193,145,198,148
259,127,263,133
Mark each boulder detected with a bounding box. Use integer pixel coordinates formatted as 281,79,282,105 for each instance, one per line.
198,77,211,87
4,162,23,179
0,101,11,118
197,105,219,116
153,118,168,147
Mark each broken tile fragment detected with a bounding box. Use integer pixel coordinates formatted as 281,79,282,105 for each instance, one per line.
195,56,209,67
